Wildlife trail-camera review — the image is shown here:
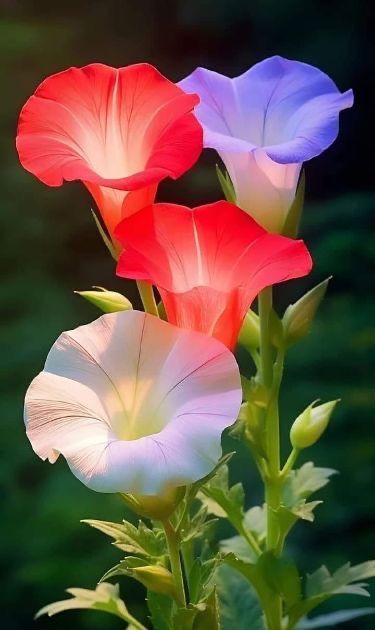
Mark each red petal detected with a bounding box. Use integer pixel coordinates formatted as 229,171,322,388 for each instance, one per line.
116,200,312,347
16,63,202,232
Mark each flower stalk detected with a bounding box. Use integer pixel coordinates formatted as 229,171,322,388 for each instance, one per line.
162,519,187,608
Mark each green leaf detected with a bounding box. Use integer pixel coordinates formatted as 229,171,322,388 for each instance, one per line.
36,582,145,628
282,170,305,238
257,552,302,610
216,164,236,202
220,534,256,563
82,518,166,559
181,505,217,544
147,591,174,630
244,506,267,542
219,505,265,562
193,588,221,630
306,561,375,599
188,557,220,604
198,465,245,530
282,462,337,506
100,556,149,582
288,561,375,626
297,607,375,628
215,564,265,630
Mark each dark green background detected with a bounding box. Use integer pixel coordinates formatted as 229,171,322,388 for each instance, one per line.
1,1,373,628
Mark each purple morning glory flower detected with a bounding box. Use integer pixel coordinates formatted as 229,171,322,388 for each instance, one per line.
179,56,353,233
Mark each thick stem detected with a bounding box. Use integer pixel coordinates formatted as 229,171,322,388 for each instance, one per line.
163,519,186,607
258,288,283,629
136,280,159,317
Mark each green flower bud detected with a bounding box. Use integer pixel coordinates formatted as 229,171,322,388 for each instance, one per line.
75,287,132,313
283,277,331,346
128,565,177,598
120,486,185,520
239,309,260,351
290,400,339,449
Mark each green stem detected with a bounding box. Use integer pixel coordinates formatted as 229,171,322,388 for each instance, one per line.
258,287,274,389
163,519,186,607
120,611,147,630
280,448,300,480
258,288,283,629
136,280,159,317
238,521,262,557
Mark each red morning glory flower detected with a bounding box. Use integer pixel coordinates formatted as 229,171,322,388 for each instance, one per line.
16,63,203,240
115,201,312,349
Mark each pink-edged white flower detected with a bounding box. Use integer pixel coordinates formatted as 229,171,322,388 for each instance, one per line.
179,56,353,233
24,310,241,496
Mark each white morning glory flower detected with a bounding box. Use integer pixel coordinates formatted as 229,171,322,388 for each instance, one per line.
24,310,241,496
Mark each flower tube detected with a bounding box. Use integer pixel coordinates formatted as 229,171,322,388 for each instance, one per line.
17,63,202,241
115,201,312,349
24,311,241,496
179,56,353,233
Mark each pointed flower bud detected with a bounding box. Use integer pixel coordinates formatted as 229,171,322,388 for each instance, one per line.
128,565,177,598
238,309,260,351
75,287,132,313
290,400,339,449
283,277,331,346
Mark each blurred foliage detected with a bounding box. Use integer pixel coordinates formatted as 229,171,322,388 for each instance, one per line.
0,0,373,628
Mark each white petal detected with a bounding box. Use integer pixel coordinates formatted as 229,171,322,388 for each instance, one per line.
25,311,241,495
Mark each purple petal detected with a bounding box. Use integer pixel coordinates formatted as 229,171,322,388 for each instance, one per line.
179,56,353,163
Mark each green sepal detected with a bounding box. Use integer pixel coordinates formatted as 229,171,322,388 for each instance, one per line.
282,170,305,238
283,277,331,347
91,209,118,260
75,287,132,313
216,164,236,202
82,518,166,559
35,582,145,628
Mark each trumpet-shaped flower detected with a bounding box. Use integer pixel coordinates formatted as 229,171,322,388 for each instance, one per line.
115,201,312,349
16,63,202,239
24,311,241,496
179,56,353,233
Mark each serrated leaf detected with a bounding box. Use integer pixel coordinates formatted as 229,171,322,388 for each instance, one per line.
215,564,265,630
297,607,375,628
82,518,166,559
36,582,145,627
188,557,220,604
257,552,302,610
306,561,375,599
220,535,256,563
181,505,217,544
288,561,375,627
198,465,245,530
283,463,337,507
147,591,174,630
244,506,267,541
100,557,149,582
